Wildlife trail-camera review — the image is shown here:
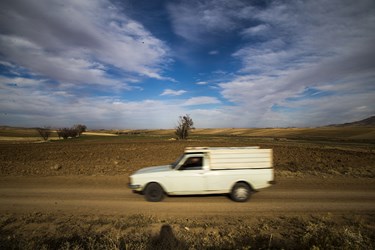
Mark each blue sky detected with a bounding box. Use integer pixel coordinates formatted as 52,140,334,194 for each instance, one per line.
0,0,374,129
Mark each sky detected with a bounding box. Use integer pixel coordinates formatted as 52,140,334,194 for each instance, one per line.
0,0,374,129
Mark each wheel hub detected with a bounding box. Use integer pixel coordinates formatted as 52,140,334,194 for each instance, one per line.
235,187,248,199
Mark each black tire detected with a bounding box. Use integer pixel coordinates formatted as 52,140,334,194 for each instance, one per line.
230,183,251,202
144,183,164,202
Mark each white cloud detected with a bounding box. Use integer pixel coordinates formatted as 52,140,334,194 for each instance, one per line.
219,0,375,126
0,76,46,88
0,61,15,68
0,0,170,86
195,81,208,85
0,76,225,128
160,89,187,96
274,92,375,127
1,0,374,129
209,50,219,55
183,96,221,106
0,83,185,129
241,24,270,37
167,0,252,43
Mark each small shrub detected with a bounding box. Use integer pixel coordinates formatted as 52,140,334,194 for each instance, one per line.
36,127,51,141
57,128,78,139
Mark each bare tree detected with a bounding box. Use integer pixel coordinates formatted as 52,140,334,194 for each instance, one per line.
57,128,69,139
57,127,77,139
73,124,87,136
36,126,51,141
175,115,194,140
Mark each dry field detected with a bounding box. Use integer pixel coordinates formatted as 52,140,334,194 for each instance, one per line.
0,127,374,249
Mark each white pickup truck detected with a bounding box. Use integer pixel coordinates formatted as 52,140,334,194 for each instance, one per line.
128,147,275,202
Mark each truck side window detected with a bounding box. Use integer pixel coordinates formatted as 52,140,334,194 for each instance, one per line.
180,157,203,170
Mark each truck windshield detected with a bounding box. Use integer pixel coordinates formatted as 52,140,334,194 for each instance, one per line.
171,154,184,169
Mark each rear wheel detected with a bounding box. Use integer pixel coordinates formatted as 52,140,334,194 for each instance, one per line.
144,183,164,202
230,183,251,202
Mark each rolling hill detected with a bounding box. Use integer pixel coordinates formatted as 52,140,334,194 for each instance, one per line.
328,116,375,127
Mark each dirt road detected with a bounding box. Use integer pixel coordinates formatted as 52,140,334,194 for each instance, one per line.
0,176,374,217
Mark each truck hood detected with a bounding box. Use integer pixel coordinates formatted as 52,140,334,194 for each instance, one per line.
133,165,171,175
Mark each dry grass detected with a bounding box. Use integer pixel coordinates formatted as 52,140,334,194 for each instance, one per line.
1,126,375,142
192,127,375,140
82,132,118,137
0,213,374,249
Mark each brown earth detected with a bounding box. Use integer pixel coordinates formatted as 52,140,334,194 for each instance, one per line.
0,137,374,177
0,135,374,249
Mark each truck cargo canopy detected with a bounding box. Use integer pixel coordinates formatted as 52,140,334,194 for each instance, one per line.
185,147,272,170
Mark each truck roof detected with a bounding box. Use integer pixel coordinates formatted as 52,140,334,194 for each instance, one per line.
185,146,260,153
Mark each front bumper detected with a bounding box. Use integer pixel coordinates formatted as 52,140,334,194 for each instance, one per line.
128,184,141,189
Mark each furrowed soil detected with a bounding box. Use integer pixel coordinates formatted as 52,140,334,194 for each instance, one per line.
1,137,374,177
0,133,374,249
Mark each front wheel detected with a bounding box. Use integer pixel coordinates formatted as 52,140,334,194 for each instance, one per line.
144,183,164,202
230,183,251,202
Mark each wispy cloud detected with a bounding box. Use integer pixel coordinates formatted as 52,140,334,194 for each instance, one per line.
0,0,179,128
0,0,374,129
0,83,222,129
0,77,183,129
0,76,46,88
160,89,187,96
183,96,221,106
219,0,375,126
195,81,208,85
0,0,170,87
167,0,252,43
240,24,270,38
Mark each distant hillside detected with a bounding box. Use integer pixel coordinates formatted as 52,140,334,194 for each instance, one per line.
328,116,375,127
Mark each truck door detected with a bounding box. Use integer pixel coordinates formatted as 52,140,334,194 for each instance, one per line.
169,154,206,194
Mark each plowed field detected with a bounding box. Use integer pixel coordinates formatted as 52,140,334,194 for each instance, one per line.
1,137,374,177
1,132,374,249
